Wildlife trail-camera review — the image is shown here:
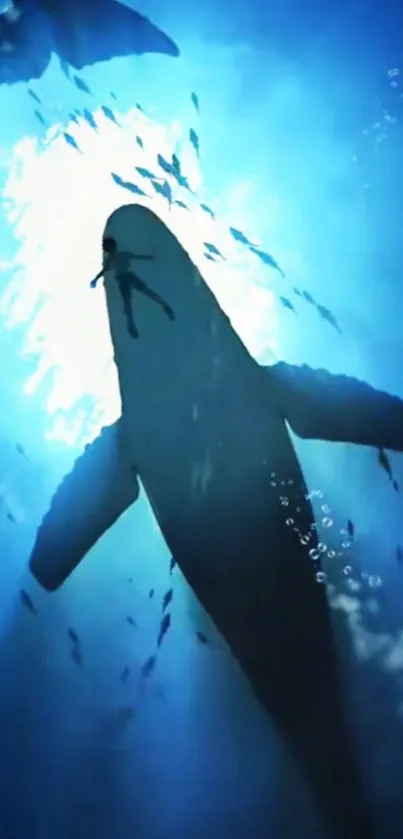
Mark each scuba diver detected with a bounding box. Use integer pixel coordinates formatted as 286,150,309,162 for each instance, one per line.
90,235,175,339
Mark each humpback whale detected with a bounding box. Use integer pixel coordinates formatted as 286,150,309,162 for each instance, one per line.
29,203,403,839
0,0,179,86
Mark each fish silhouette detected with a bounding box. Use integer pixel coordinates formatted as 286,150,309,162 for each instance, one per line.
1,0,179,85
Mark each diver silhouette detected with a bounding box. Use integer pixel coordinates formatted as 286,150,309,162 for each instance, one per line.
90,236,175,339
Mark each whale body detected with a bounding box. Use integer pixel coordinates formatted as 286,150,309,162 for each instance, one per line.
30,203,403,838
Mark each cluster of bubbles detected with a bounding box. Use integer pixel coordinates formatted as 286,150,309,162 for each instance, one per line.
269,471,383,590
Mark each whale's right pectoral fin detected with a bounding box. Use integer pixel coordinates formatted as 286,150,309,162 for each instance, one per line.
267,361,403,453
29,420,140,591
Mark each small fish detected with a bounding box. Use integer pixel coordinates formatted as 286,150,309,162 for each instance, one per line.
171,154,181,176
162,589,173,613
174,200,189,210
141,654,157,679
151,179,173,205
83,109,98,131
316,304,342,334
200,204,216,220
196,631,208,645
191,92,200,112
110,91,117,101
377,449,399,491
28,88,42,105
111,173,147,196
68,627,80,646
229,227,250,245
63,132,82,153
203,242,224,258
135,166,158,179
34,109,47,127
249,246,284,276
347,520,355,539
136,103,144,112
157,613,171,648
126,616,137,627
204,254,217,262
280,296,295,312
68,111,79,125
7,511,16,523
378,448,393,481
71,647,83,667
20,589,36,614
156,153,190,189
72,75,93,95
136,136,144,148
16,443,27,458
169,556,177,574
148,588,155,599
177,173,193,191
101,105,120,126
60,60,71,79
189,128,200,157
302,290,315,305
157,154,174,175
121,666,130,683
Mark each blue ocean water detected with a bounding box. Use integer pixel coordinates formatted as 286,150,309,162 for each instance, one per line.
0,2,402,838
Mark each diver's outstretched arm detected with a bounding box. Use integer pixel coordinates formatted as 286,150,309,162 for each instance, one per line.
266,362,403,452
29,421,140,591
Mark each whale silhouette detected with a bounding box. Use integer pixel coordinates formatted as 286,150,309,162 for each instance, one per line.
29,203,403,839
0,0,179,86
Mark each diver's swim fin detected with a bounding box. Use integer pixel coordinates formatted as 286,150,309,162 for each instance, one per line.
29,421,139,591
267,362,403,452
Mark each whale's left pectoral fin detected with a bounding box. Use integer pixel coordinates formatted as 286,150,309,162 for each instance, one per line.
29,420,139,591
266,362,403,452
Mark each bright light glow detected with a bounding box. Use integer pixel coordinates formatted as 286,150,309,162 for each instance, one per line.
1,105,279,446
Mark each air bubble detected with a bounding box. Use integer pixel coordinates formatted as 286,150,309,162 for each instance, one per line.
280,496,289,507
346,579,360,592
285,518,294,527
300,535,310,546
309,548,321,561
327,550,336,559
287,479,294,486
315,571,326,584
322,517,333,528
343,565,352,576
341,540,351,549
317,542,327,554
321,504,331,514
270,481,277,487
368,575,382,589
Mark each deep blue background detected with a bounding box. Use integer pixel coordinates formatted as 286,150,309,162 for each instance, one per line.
0,2,402,838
